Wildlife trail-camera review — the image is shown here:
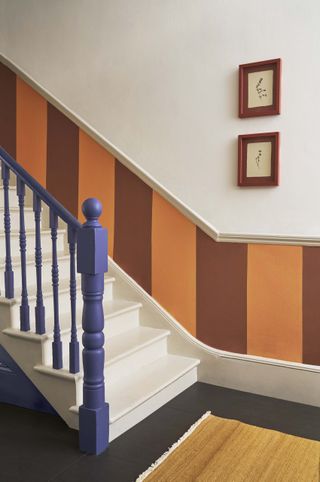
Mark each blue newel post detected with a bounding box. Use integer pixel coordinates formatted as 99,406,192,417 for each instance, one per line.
77,198,109,455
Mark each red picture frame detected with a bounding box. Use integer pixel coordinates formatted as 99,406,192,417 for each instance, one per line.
239,59,281,118
238,132,280,187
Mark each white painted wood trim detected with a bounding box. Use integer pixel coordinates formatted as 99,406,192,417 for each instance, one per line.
1,53,318,247
109,258,320,373
218,232,320,247
109,257,320,407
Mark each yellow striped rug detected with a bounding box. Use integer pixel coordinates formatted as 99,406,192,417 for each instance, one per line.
136,412,320,481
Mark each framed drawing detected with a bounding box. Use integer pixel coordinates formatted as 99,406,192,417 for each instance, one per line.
239,58,281,118
238,132,279,187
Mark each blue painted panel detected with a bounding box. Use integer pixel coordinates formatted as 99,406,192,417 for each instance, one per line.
0,344,57,415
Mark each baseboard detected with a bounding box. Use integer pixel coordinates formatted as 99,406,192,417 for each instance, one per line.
109,257,320,408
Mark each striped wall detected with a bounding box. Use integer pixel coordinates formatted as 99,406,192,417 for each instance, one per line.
1,62,320,366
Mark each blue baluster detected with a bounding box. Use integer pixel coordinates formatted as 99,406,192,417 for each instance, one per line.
1,162,14,298
17,179,30,331
77,198,108,455
68,226,79,374
33,194,45,334
50,209,62,369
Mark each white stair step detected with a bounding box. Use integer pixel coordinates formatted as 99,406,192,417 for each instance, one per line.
0,229,66,262
106,326,170,380
105,299,141,337
0,253,70,294
37,354,199,439
38,325,169,386
58,324,166,376
0,186,19,208
106,354,199,440
0,207,35,231
51,299,141,336
42,299,142,367
10,276,115,332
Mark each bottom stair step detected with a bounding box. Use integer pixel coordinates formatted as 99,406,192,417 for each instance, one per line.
70,354,199,441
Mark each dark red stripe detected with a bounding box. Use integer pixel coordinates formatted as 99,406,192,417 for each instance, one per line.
303,247,320,365
114,161,152,293
0,63,16,157
196,228,247,353
46,104,79,216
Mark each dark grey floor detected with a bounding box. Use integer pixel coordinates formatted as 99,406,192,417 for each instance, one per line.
1,382,320,482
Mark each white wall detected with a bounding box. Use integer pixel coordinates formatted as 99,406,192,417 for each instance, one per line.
1,0,320,237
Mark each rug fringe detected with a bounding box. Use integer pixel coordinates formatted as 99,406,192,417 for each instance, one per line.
135,411,211,481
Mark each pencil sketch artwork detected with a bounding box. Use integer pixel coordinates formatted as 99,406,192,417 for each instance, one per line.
246,142,272,178
256,78,267,100
248,70,273,108
255,149,262,168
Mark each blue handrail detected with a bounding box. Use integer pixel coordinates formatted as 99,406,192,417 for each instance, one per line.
0,147,82,230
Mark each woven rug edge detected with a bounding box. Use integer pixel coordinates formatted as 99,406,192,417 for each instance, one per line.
135,411,212,482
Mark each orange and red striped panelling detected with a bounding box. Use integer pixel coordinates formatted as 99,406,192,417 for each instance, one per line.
78,131,115,257
2,61,320,365
302,248,320,365
247,245,302,362
0,63,16,158
114,161,152,293
16,78,47,187
152,192,196,336
197,229,247,353
47,103,79,216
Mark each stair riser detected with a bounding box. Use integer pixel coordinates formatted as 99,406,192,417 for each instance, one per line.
10,282,113,332
0,189,19,209
42,306,140,368
0,209,35,231
0,230,65,262
106,308,140,338
0,256,71,293
106,336,168,381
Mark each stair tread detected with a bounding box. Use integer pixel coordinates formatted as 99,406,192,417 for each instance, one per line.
2,298,136,340
68,354,199,422
2,252,68,267
32,325,169,375
62,324,166,373
0,206,33,212
2,298,142,338
107,326,170,365
105,299,142,320
0,228,66,237
49,298,141,333
22,274,115,300
107,354,199,422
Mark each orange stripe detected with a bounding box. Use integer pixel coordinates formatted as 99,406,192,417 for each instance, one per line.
152,192,196,335
16,78,47,186
78,131,115,257
247,244,302,362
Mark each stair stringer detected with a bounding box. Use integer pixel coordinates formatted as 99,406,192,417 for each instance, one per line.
108,257,320,408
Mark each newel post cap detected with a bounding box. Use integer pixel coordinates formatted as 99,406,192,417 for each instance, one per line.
82,198,102,227
77,198,108,275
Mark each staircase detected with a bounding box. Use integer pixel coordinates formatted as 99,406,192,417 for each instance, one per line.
0,147,199,454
